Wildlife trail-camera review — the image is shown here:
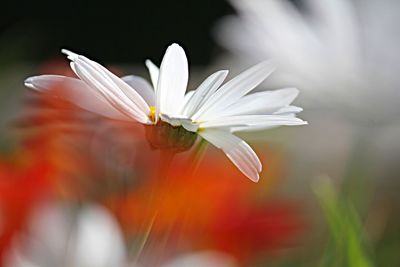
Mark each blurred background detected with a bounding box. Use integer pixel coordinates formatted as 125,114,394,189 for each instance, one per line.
1,0,400,266
0,0,233,64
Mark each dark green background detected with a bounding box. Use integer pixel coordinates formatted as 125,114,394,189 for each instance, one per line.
1,0,233,64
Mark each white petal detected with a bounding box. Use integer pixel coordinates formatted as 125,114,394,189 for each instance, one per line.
69,52,151,113
121,75,155,106
183,70,228,117
71,205,126,267
192,61,275,121
71,61,149,124
62,49,151,124
217,88,299,117
199,129,261,182
274,105,303,115
230,125,278,133
25,75,131,121
181,120,200,132
159,113,199,132
182,90,195,109
158,113,199,132
159,113,189,127
156,43,189,119
145,59,160,91
200,115,307,130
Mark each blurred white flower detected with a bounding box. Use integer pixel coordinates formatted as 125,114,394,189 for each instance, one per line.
24,43,306,182
4,203,238,267
4,203,127,267
130,251,237,267
158,251,237,267
216,0,400,121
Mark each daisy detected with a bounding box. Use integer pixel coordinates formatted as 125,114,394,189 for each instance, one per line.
216,0,400,119
25,43,306,182
5,204,127,267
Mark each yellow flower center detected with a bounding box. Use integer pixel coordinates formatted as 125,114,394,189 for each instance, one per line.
149,106,157,123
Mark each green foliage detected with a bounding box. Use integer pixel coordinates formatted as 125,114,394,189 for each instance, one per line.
314,177,374,267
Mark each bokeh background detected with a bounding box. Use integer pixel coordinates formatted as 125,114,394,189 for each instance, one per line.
1,0,399,266
1,0,233,64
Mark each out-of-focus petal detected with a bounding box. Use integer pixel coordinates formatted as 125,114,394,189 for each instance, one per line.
5,204,127,267
71,205,127,267
162,251,238,267
25,75,131,121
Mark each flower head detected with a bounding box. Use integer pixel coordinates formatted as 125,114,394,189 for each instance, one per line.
25,43,306,182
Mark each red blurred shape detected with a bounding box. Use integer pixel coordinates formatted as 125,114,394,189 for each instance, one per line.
0,151,53,263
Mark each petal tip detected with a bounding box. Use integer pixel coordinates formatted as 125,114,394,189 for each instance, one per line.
249,173,260,183
288,87,300,95
165,43,186,56
61,49,78,60
24,77,35,89
168,43,183,49
220,69,229,75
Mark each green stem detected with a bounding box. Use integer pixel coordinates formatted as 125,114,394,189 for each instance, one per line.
186,138,209,177
131,148,176,263
131,211,158,264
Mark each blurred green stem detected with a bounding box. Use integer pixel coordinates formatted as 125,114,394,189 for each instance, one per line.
186,138,209,176
314,177,374,267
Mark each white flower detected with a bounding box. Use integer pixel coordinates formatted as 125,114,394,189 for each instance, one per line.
4,204,127,267
160,252,237,267
216,0,400,120
25,43,306,182
4,204,237,267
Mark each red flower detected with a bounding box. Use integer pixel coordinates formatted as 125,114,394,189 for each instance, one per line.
0,150,53,262
105,147,305,264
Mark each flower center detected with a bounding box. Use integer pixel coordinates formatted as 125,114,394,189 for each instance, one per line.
145,121,198,153
149,106,157,123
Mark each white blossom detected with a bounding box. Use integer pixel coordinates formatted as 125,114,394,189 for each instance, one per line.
25,43,306,182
